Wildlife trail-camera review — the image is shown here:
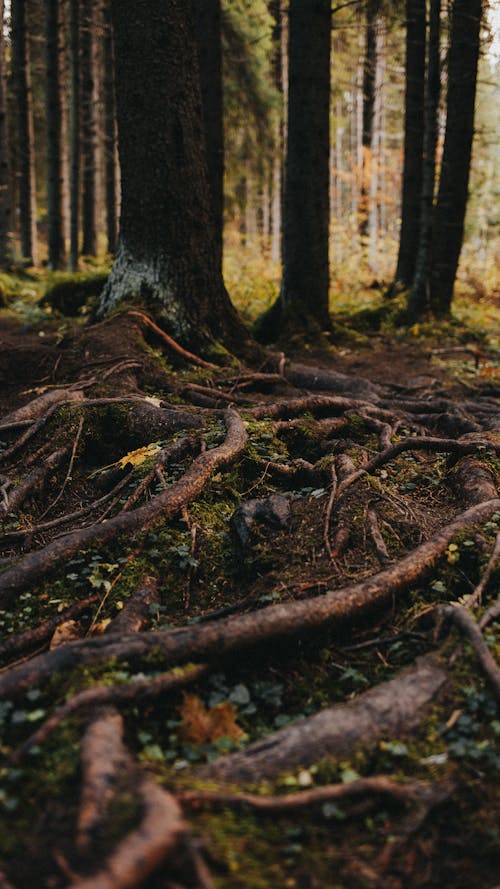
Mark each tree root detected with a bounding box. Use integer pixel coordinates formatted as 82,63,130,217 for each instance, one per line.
127,310,218,370
0,448,68,518
0,594,99,662
0,409,247,607
439,604,500,699
1,498,498,701
195,655,447,783
0,387,85,432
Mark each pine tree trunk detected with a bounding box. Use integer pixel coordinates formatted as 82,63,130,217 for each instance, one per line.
11,0,38,266
69,0,80,270
359,0,377,241
103,0,118,255
100,0,251,354
191,0,223,275
0,0,12,266
279,0,331,334
81,0,98,256
407,0,441,322
394,0,426,289
429,0,482,314
269,0,284,265
45,0,66,269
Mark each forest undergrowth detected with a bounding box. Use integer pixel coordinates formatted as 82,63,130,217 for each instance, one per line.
0,269,499,889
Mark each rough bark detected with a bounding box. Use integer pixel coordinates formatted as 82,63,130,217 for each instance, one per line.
197,655,447,782
0,0,12,266
103,0,118,255
191,0,223,276
393,0,426,288
99,0,251,355
407,0,441,321
429,0,483,314
69,0,80,270
81,0,99,256
359,0,377,241
11,0,38,266
45,0,66,268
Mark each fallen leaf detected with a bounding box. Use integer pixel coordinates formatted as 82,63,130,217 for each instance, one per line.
49,620,81,649
179,693,245,744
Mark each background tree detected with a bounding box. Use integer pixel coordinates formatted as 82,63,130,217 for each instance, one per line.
69,0,80,270
100,0,252,354
103,0,118,255
392,0,426,290
45,0,66,269
429,0,483,314
81,0,98,257
0,0,12,266
359,0,378,241
11,0,38,266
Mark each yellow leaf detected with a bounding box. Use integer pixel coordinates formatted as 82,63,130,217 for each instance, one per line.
117,443,161,469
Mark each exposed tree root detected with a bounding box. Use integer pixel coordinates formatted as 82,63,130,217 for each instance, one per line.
1,498,498,701
439,604,500,699
463,530,500,609
0,594,99,661
0,387,85,432
179,775,449,813
0,409,247,607
127,310,218,370
0,448,68,519
196,655,447,782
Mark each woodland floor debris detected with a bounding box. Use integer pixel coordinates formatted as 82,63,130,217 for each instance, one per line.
0,309,498,888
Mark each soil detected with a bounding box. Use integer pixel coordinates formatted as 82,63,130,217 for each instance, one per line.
0,308,498,889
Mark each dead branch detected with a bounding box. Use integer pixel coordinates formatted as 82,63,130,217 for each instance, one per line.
0,447,68,518
127,310,218,370
179,776,444,813
1,498,498,702
196,655,447,783
439,604,500,699
0,595,99,661
0,409,248,607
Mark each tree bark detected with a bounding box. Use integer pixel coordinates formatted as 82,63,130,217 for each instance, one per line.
69,0,80,270
0,0,12,266
103,0,118,255
99,0,252,354
429,0,483,314
393,0,426,289
11,0,38,266
81,0,99,257
407,0,441,322
191,0,223,276
359,0,377,241
45,0,66,269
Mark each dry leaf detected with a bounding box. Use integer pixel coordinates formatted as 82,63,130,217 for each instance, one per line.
49,620,81,649
179,693,245,744
117,443,161,469
91,618,112,634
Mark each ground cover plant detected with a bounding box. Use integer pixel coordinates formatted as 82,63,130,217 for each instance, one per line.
0,269,498,888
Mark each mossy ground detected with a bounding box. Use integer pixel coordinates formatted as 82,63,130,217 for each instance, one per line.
0,266,498,887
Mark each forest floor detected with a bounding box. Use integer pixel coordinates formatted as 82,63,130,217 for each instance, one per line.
0,271,499,889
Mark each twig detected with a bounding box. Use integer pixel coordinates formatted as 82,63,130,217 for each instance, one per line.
37,417,84,520
128,310,217,369
366,505,391,565
462,531,500,610
323,463,338,561
440,604,500,699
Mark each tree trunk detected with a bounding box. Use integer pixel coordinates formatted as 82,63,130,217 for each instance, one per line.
11,0,38,266
69,0,80,271
269,0,284,265
279,0,331,334
407,0,441,322
191,0,223,276
103,0,118,255
81,0,98,257
45,0,66,269
394,0,426,289
99,0,252,355
0,0,12,266
359,0,377,241
429,0,483,315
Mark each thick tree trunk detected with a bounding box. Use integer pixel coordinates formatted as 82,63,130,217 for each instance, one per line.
393,0,426,289
100,0,252,353
191,0,223,276
359,0,377,241
45,0,66,269
278,0,331,335
429,0,482,315
11,0,38,266
407,0,441,322
0,0,12,266
69,0,80,271
103,0,118,255
81,0,98,257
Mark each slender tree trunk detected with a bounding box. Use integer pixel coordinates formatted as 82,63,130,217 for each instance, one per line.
407,0,441,322
45,0,66,269
191,0,223,276
269,0,284,265
69,0,80,270
0,0,12,266
100,0,251,355
81,0,98,256
393,0,426,289
11,0,38,266
276,0,331,336
103,0,118,255
429,0,483,314
359,0,377,241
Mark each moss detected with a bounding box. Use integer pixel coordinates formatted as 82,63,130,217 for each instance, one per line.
40,272,109,316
